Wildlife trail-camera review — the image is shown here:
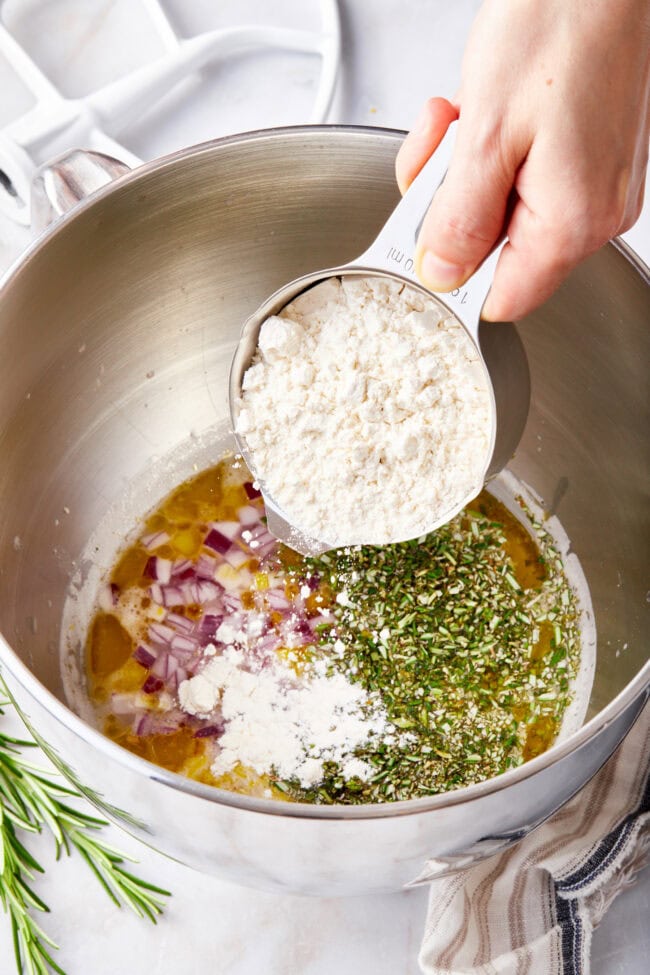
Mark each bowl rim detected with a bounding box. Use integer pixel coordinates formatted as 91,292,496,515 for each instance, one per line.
1,122,648,822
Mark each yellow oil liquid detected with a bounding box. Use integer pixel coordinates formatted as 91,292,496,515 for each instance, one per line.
86,456,561,796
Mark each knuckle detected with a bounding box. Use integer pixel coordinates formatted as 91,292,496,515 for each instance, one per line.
598,199,630,242
544,204,610,261
618,203,642,235
552,171,639,251
616,189,644,235
435,207,495,248
426,185,503,260
416,110,517,263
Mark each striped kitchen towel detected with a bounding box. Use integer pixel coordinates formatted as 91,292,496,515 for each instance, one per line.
419,702,650,975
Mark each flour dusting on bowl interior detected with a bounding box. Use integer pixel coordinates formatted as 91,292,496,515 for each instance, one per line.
61,441,595,804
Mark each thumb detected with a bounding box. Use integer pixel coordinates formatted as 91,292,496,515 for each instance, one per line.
415,125,516,293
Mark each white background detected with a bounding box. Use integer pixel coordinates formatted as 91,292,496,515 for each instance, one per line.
0,2,647,973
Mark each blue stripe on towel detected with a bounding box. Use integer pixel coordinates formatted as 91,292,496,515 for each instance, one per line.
554,761,650,972
556,894,583,975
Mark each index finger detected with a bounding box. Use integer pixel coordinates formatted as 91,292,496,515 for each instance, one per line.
395,98,459,195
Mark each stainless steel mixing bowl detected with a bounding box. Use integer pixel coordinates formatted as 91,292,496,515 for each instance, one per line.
0,127,648,896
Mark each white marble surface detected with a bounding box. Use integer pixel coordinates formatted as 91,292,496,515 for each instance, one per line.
0,2,648,973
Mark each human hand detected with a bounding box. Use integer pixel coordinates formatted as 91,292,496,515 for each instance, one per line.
396,0,650,321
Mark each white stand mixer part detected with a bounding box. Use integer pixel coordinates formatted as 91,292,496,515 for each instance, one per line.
0,0,341,225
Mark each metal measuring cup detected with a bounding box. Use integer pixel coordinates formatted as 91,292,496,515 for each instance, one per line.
229,124,530,555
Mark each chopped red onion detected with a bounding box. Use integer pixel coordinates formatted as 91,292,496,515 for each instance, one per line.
156,558,173,584
149,622,176,646
149,582,163,604
204,528,231,554
160,584,186,607
193,722,225,738
222,591,242,612
99,583,119,611
165,654,180,678
195,553,218,580
301,573,321,591
134,709,185,736
142,675,164,694
168,667,188,690
111,692,136,715
296,619,316,641
212,520,241,541
176,566,196,582
254,538,277,559
265,589,291,610
141,530,170,552
103,482,340,745
308,613,334,631
200,614,224,636
171,558,193,577
166,612,195,634
243,525,277,557
179,581,199,604
194,579,223,603
224,546,249,569
238,505,261,527
221,611,246,635
243,481,262,500
150,652,170,679
244,612,270,642
160,578,221,607
133,644,157,668
170,633,198,655
255,631,283,654
144,556,173,584
134,714,151,736
281,617,314,647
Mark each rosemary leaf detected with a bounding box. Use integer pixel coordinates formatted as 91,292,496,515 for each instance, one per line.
0,693,171,974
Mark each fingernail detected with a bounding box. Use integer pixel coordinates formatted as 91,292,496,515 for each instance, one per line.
418,250,466,291
481,292,498,321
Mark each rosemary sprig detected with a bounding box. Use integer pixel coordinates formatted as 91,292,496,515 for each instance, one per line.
0,698,170,975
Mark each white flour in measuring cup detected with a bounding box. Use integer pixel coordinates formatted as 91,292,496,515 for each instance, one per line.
236,275,492,548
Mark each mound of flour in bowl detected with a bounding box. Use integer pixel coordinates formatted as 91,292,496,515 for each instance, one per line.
236,275,492,548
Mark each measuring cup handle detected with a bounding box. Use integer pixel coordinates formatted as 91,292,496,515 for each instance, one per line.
355,122,502,335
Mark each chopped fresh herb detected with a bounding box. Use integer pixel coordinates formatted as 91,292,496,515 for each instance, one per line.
278,493,580,804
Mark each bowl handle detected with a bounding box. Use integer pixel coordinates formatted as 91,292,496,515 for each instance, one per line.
30,149,130,234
